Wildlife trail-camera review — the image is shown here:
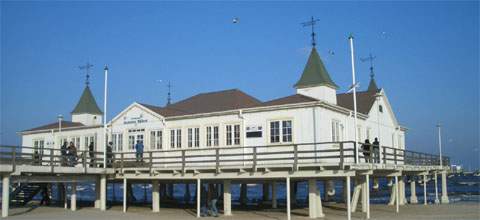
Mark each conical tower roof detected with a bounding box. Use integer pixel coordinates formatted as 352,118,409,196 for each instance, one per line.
71,86,103,115
294,47,338,89
367,77,379,92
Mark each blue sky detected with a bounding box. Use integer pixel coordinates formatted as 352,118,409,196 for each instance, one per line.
1,1,478,170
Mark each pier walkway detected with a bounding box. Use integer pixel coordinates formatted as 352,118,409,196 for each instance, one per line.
0,141,450,220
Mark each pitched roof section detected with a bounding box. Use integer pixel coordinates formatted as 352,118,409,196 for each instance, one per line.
71,86,103,115
262,94,317,107
141,89,262,117
23,121,85,132
336,90,377,115
294,47,338,89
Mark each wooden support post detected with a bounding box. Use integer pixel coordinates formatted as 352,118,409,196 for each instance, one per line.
2,175,10,218
262,182,269,202
434,172,440,204
395,176,399,213
196,179,201,218
123,178,127,213
351,178,362,212
71,182,77,211
347,176,351,220
441,171,449,204
152,180,160,213
95,177,101,208
399,176,406,205
410,177,418,204
272,181,277,209
223,180,231,216
286,177,291,220
100,174,107,211
423,174,427,205
308,179,317,218
362,177,367,213
366,174,370,219
388,178,396,206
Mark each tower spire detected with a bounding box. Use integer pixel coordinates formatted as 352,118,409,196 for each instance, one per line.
301,16,320,47
361,53,379,91
79,62,93,86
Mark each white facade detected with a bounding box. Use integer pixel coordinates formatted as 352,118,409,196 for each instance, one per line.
297,85,337,105
72,113,103,126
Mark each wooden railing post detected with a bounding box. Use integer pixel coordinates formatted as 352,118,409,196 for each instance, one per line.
383,147,387,164
181,150,186,174
149,151,153,174
121,153,124,170
50,149,54,172
339,143,344,169
394,148,397,165
83,150,87,173
215,148,220,174
252,147,257,172
293,144,298,171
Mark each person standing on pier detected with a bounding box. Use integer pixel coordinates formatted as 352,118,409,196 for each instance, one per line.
208,184,219,217
135,140,144,162
61,142,68,166
67,141,78,166
362,139,372,162
373,138,380,163
107,141,114,167
88,142,95,167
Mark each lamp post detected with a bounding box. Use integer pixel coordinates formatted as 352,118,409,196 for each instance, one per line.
437,123,443,167
348,34,359,163
58,114,63,146
103,65,109,169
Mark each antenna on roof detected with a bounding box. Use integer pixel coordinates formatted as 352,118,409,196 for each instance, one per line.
301,16,320,47
79,62,94,86
360,53,376,79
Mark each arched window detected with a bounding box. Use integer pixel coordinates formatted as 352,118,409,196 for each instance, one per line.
379,105,383,113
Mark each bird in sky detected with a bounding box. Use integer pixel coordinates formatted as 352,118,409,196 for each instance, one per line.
233,17,239,24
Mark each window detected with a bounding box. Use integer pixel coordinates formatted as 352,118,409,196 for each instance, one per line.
33,139,44,151
194,128,200,147
366,127,372,140
112,133,123,151
391,133,396,148
206,126,212,146
398,135,404,149
270,121,280,143
357,126,362,142
270,120,293,143
226,124,240,146
84,136,96,151
379,105,383,113
187,128,199,148
150,130,162,150
129,135,135,150
70,137,80,149
331,120,341,142
176,129,182,148
170,130,175,149
188,128,193,148
213,126,219,146
282,121,292,142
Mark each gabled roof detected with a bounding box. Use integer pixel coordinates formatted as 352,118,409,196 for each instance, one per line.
71,86,103,115
294,47,338,89
23,121,85,132
262,94,317,107
336,90,378,115
140,89,262,117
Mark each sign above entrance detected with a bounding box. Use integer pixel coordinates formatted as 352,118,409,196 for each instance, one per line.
123,113,148,125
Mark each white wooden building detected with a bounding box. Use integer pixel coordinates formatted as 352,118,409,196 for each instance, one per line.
20,47,406,164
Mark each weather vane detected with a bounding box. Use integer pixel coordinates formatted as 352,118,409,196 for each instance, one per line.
167,81,172,106
301,16,320,47
360,53,376,78
79,62,94,86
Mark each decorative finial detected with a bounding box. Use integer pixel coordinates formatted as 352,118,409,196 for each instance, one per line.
301,16,320,47
167,81,172,106
79,62,93,86
104,65,109,71
361,53,376,79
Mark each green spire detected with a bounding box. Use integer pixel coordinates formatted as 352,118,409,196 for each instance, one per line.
367,76,379,92
294,47,338,89
71,86,103,115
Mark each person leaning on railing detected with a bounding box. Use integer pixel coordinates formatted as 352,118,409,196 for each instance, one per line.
88,142,95,168
106,141,114,168
32,150,40,165
361,139,372,163
67,141,78,167
372,138,380,163
61,142,68,166
135,140,144,162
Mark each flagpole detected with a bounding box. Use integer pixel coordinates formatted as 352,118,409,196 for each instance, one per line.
103,65,109,169
348,34,359,164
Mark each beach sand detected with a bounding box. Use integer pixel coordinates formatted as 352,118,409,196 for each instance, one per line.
4,202,480,220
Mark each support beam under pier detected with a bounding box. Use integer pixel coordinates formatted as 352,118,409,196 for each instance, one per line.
100,174,107,211
2,175,10,218
441,171,449,204
410,177,418,204
71,182,77,211
196,179,201,218
95,177,100,209
286,177,291,220
123,178,127,213
308,179,324,218
272,181,277,209
152,180,160,213
423,174,427,205
223,180,231,216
